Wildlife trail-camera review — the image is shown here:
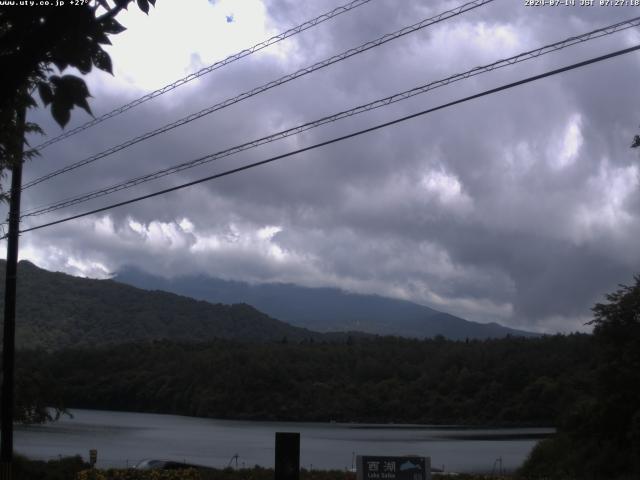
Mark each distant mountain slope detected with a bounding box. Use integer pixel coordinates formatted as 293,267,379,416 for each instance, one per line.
0,260,324,350
115,266,538,340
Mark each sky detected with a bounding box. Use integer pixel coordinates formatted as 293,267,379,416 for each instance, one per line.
3,0,640,333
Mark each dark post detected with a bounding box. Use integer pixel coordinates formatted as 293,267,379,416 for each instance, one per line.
275,432,300,480
1,103,26,480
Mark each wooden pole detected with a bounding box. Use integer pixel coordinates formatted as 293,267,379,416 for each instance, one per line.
1,102,26,480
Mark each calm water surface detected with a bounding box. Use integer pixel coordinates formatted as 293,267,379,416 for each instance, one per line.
15,409,553,474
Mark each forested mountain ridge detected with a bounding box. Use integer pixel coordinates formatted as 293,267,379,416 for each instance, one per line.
115,266,538,340
0,260,328,350
19,334,594,426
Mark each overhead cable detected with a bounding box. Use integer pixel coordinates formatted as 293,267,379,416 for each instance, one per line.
21,16,640,218
22,0,495,191
30,0,377,152
13,44,640,237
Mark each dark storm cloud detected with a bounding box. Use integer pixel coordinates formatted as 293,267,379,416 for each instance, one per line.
7,0,640,332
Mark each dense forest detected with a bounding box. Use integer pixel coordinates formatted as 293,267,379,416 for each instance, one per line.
519,277,640,479
0,260,336,349
6,263,640,478
16,334,593,426
0,260,533,348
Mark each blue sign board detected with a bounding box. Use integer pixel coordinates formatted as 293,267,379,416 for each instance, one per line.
356,456,431,480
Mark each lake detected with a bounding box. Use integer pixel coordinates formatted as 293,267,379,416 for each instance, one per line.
15,409,553,474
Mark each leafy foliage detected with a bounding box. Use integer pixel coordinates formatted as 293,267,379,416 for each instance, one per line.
0,348,67,423
3,260,600,427
520,276,640,479
77,467,201,480
14,348,67,423
19,334,594,426
0,0,157,199
0,259,326,423
0,260,324,351
77,468,509,480
14,454,89,480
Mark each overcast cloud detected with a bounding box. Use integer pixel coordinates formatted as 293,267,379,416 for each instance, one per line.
4,0,640,333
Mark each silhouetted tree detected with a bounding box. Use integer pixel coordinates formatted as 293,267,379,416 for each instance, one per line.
586,275,640,477
521,276,640,479
0,0,158,423
0,0,157,199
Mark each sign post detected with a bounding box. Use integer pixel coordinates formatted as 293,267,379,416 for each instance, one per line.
356,456,431,480
89,449,97,468
275,432,299,480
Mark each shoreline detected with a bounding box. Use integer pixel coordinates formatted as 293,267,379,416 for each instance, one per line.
33,406,557,431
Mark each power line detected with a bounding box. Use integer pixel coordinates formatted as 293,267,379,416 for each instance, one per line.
22,0,495,191
21,16,640,218
29,0,376,152
13,44,640,237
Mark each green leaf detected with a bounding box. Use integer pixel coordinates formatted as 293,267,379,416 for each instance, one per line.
51,100,71,128
24,122,44,137
49,75,62,88
58,75,93,115
23,149,41,161
75,54,92,75
75,96,92,115
92,47,113,74
37,82,53,105
114,0,132,9
58,75,90,97
51,57,69,72
94,29,112,45
48,75,93,123
137,0,149,14
24,95,38,109
102,18,126,34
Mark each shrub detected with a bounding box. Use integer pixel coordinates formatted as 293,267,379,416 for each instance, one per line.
76,468,201,480
14,454,89,480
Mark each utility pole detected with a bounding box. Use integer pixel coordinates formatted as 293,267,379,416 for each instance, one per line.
1,102,26,480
